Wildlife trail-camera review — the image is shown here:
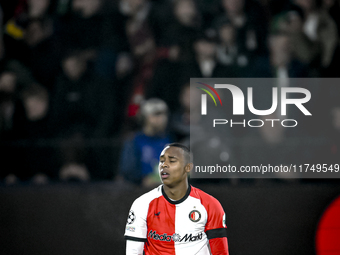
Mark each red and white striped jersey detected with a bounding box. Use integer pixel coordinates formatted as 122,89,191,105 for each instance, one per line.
124,185,229,255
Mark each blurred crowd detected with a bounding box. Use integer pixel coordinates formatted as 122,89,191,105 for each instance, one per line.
1,0,340,186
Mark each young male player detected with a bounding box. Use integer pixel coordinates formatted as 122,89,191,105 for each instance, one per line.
124,143,229,254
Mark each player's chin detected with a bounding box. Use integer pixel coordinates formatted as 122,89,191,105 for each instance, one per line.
160,177,172,186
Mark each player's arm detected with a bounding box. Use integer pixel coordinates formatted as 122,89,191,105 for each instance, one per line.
206,229,229,255
204,197,229,255
124,198,148,255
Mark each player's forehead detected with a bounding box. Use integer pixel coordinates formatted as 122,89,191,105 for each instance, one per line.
160,146,185,159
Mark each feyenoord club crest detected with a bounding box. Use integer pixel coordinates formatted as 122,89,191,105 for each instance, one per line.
189,210,201,222
127,210,135,225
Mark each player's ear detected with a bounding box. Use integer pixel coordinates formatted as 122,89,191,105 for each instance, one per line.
185,163,193,173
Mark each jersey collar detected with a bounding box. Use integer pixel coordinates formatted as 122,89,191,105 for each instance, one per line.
161,185,191,205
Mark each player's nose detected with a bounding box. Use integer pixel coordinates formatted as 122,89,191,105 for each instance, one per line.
160,161,169,169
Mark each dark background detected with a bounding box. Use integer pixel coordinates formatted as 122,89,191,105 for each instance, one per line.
1,182,340,255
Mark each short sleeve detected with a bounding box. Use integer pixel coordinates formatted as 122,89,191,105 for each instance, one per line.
204,196,228,240
124,197,149,242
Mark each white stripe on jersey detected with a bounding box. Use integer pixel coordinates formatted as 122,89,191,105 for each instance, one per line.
174,196,210,255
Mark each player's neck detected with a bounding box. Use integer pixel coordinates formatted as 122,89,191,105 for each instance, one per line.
163,180,189,201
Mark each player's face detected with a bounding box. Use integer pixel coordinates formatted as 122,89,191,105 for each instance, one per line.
159,146,190,188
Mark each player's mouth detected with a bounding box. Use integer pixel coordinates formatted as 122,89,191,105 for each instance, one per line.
160,171,170,179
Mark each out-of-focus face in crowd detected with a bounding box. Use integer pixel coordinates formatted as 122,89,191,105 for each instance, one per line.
269,34,292,67
25,20,53,47
62,53,87,81
284,12,303,34
174,0,197,26
141,99,168,135
23,93,48,121
22,85,49,121
28,0,50,18
219,24,236,45
222,0,245,14
123,0,146,16
72,0,103,18
0,72,16,94
146,111,168,134
194,39,216,59
295,0,317,11
322,0,335,9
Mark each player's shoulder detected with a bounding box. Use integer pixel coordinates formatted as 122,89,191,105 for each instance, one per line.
132,185,163,207
190,185,224,210
190,185,219,201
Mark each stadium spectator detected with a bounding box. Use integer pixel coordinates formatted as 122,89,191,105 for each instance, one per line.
251,32,309,78
216,0,269,56
170,83,192,143
120,0,159,118
55,0,106,51
119,98,173,187
3,0,56,62
50,49,115,138
0,71,17,137
49,49,116,181
0,58,41,138
293,0,338,69
0,59,43,184
144,0,199,114
148,28,234,117
258,32,309,138
214,16,252,77
0,70,18,184
165,0,202,62
24,19,59,90
323,0,340,36
271,10,320,73
10,83,54,184
320,0,340,76
182,30,235,79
